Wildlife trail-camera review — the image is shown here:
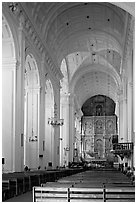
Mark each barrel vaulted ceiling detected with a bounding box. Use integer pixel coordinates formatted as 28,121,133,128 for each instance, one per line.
21,2,134,107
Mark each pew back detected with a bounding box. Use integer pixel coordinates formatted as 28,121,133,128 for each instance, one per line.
69,187,103,202
105,187,135,202
33,187,69,202
33,186,135,202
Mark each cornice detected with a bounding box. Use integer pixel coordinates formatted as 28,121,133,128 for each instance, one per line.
5,2,63,82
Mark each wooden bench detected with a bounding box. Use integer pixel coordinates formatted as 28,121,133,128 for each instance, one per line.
2,187,10,201
69,187,104,202
2,178,18,197
33,186,135,202
104,187,135,202
33,187,69,202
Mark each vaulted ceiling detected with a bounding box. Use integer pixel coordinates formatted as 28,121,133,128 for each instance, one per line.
21,2,134,107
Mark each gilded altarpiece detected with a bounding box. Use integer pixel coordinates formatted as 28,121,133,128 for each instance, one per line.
82,116,117,161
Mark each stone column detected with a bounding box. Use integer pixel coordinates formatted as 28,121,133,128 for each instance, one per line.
14,14,25,172
60,94,69,167
38,58,46,170
53,85,60,168
69,94,75,163
118,74,128,144
118,93,124,143
126,51,134,168
114,100,118,135
126,51,133,143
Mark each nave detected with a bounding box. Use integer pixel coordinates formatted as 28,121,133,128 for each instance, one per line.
5,167,135,202
2,2,135,202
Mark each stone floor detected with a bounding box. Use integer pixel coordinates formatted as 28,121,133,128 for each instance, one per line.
6,191,33,202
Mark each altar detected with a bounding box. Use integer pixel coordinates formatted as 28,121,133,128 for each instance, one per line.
82,116,117,162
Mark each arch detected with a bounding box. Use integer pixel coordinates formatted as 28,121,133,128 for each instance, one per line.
81,95,116,116
25,46,43,89
2,10,20,62
25,54,40,88
2,15,15,59
60,58,69,96
45,78,54,106
24,54,40,169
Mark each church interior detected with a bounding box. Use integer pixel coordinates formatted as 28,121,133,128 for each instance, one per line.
2,2,135,202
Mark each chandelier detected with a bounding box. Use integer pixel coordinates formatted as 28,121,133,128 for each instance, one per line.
48,103,64,127
29,129,38,142
48,117,64,126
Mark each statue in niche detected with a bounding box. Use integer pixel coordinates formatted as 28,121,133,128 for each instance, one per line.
96,105,103,116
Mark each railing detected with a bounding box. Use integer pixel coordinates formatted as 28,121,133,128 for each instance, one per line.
113,143,133,151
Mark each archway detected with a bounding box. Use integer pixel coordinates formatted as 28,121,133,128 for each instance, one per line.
45,79,54,169
24,54,40,169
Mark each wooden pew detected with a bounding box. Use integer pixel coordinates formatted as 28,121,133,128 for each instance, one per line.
33,186,104,202
104,187,135,202
2,175,22,197
33,187,69,202
69,187,104,202
2,180,11,201
2,168,84,201
33,186,135,202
